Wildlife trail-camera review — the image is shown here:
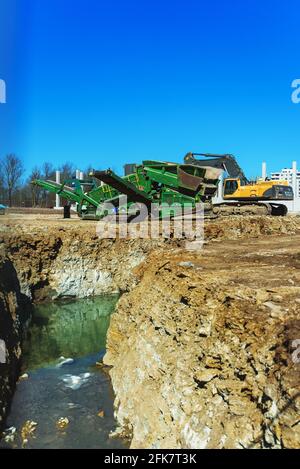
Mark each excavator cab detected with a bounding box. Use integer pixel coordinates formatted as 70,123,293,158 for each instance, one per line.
223,178,240,196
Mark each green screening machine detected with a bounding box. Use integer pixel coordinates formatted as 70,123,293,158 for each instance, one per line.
31,160,222,220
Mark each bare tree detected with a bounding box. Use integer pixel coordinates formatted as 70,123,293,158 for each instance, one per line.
84,165,94,178
59,162,75,182
0,168,4,204
42,162,54,180
2,154,24,207
42,162,54,207
29,166,42,207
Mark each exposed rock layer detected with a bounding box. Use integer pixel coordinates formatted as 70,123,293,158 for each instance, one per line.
1,215,300,446
0,248,23,429
104,234,300,448
1,215,300,302
0,226,168,301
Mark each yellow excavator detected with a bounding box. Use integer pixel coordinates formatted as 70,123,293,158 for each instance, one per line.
184,153,294,216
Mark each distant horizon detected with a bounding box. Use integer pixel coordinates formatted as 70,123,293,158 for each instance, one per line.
3,149,300,184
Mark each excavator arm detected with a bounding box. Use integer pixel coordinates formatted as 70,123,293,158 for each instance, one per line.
184,152,249,185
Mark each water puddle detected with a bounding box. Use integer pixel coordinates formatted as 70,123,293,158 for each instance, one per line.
0,295,128,449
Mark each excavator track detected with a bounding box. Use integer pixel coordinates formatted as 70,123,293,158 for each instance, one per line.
212,202,287,217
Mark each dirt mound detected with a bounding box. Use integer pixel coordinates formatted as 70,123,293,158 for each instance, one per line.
105,235,300,448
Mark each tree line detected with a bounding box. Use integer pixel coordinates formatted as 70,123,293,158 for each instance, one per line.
0,154,92,208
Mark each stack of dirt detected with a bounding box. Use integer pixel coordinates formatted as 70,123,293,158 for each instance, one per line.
104,239,300,448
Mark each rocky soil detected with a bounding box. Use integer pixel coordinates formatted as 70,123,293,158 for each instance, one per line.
0,248,23,429
104,229,300,448
1,213,300,447
1,214,300,302
0,220,170,301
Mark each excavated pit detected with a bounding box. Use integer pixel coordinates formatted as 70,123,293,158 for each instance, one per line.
1,214,300,447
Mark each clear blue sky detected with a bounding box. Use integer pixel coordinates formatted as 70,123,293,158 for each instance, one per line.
0,0,300,179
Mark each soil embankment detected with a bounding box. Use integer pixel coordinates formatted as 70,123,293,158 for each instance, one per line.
1,213,300,447
0,248,23,428
105,223,300,448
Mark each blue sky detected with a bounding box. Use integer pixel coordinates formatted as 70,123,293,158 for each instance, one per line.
0,0,300,179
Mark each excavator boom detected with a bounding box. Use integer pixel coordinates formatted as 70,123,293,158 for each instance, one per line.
184,152,249,184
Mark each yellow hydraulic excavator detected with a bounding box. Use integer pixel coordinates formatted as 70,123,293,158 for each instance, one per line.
184,153,293,216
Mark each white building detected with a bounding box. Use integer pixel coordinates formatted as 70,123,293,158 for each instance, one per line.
263,161,300,213
271,167,300,198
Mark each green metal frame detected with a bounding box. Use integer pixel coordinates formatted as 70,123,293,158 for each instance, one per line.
32,160,221,220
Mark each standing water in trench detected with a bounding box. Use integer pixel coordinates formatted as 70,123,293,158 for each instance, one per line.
0,295,128,449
